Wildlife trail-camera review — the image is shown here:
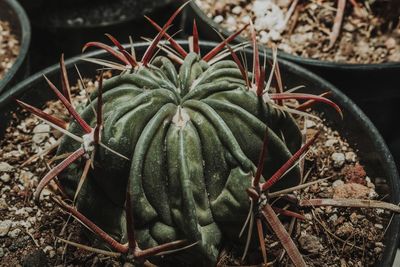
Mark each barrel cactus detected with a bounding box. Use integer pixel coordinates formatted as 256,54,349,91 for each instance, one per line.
17,4,352,267
55,50,303,263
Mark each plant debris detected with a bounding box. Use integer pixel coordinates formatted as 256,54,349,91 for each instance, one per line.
196,0,400,63
0,20,20,80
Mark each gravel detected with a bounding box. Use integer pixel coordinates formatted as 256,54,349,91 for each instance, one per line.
196,0,400,63
0,20,20,80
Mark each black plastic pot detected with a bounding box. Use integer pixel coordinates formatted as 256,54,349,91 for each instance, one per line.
0,41,399,266
0,0,31,95
184,2,400,166
19,0,180,72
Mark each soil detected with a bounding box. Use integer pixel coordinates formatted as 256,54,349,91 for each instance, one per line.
0,20,20,80
195,0,400,64
216,114,391,266
0,77,393,266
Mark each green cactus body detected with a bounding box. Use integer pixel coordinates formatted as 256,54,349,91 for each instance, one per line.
58,52,302,265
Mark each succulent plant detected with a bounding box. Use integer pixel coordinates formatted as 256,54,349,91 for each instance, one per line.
67,33,312,265
16,3,400,267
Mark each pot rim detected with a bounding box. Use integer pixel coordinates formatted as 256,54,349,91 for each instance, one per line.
0,0,31,93
31,0,174,30
2,40,399,266
188,1,400,70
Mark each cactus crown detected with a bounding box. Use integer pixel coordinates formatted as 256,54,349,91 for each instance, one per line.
18,3,348,267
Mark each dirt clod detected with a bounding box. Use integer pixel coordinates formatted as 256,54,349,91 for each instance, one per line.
298,232,323,254
333,182,372,199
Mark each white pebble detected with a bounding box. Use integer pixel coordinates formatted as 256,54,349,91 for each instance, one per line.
0,162,13,172
305,119,316,128
375,208,384,215
331,152,345,168
226,16,236,26
345,151,356,162
43,245,53,252
0,173,11,183
278,43,293,54
328,214,338,223
15,208,29,218
259,31,270,43
241,15,251,24
232,6,242,15
32,124,50,144
332,180,344,188
269,29,281,41
325,139,338,147
213,15,224,24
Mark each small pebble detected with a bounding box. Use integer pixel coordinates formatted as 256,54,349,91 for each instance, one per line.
375,208,384,215
231,6,242,15
385,38,397,50
332,179,344,188
225,16,236,27
298,232,323,253
15,207,29,218
32,124,50,144
259,31,270,43
49,250,56,258
304,213,312,221
269,29,281,41
0,162,13,172
335,222,354,238
331,152,345,168
241,15,251,24
345,151,356,162
8,228,21,238
0,173,11,183
343,23,355,32
328,214,338,223
325,139,338,147
305,119,316,128
43,246,53,253
349,212,358,223
0,198,7,210
0,220,12,237
213,15,224,24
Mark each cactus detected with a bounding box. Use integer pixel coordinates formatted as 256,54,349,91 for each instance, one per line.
19,3,400,267
61,45,306,261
